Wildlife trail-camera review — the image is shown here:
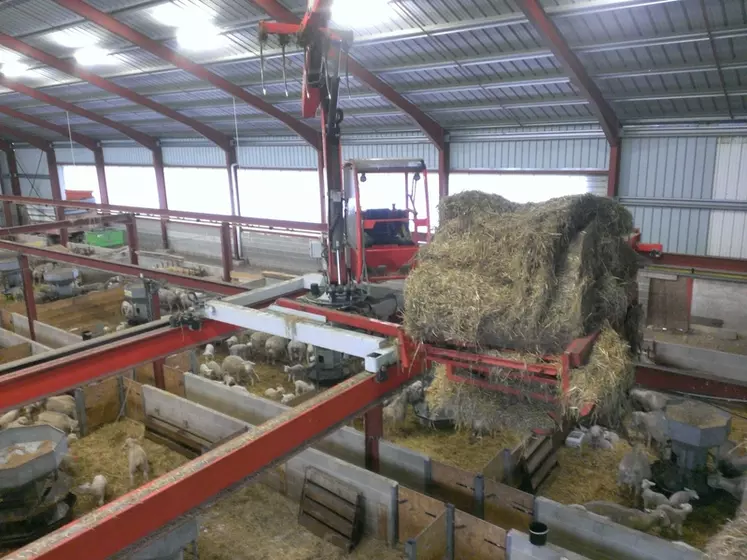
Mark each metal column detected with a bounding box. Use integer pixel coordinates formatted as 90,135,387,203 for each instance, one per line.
220,222,232,283
152,146,169,250
317,150,327,223
225,146,241,259
46,147,67,246
126,217,139,265
364,404,383,473
93,146,109,205
150,289,165,390
438,143,450,198
18,254,36,341
4,147,23,225
607,143,621,198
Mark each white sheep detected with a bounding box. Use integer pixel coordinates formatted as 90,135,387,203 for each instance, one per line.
248,332,272,359
287,340,307,363
280,393,295,405
383,392,408,426
37,411,79,434
641,479,669,510
264,387,285,399
77,474,107,506
22,401,43,417
631,410,668,450
630,388,669,412
0,409,20,429
115,322,128,332
178,291,194,311
45,395,76,419
406,381,424,404
67,433,79,443
294,379,315,396
668,488,699,507
582,501,670,532
203,343,215,360
265,336,289,364
222,356,259,386
120,300,135,319
223,375,236,387
225,335,239,348
284,364,307,382
158,288,179,313
203,360,223,380
228,343,251,360
617,446,652,501
652,503,693,536
122,437,149,486
583,425,613,450
7,416,30,428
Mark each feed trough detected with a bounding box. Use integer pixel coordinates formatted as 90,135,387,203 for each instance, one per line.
413,401,456,430
666,401,731,471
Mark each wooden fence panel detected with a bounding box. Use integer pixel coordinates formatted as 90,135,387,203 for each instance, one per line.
83,377,121,430
123,378,145,422
454,510,507,560
398,487,446,543
0,342,31,364
413,511,446,560
430,461,474,512
484,478,533,531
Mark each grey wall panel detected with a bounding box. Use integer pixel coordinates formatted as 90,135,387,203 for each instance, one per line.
628,206,710,255
618,137,717,199
342,142,439,170
713,137,747,200
238,145,317,169
54,146,95,165
450,138,609,170
162,145,225,168
102,146,152,166
707,210,747,258
13,149,51,199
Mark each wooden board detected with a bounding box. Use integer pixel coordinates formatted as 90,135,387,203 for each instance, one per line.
163,366,185,396
413,511,446,560
454,509,507,560
83,376,121,430
647,277,689,331
398,487,446,542
483,478,533,532
429,460,474,512
0,342,31,364
123,377,145,422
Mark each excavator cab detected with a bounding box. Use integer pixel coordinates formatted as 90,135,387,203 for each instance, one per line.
343,159,431,283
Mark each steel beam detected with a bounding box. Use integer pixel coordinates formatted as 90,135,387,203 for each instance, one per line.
0,33,232,150
3,363,417,560
0,239,245,295
635,363,747,401
219,222,232,283
364,405,383,473
607,143,621,197
317,151,326,223
647,254,747,275
2,146,23,225
697,0,733,120
0,123,53,152
54,0,321,150
45,148,68,246
18,254,36,341
0,77,158,149
0,195,324,233
0,105,98,151
225,146,241,259
152,146,169,250
93,146,109,205
438,143,450,198
0,213,130,236
125,218,139,265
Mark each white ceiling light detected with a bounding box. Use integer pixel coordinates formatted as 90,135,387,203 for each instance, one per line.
74,46,114,66
50,30,99,49
150,3,214,27
330,0,391,29
1,62,29,78
176,22,224,51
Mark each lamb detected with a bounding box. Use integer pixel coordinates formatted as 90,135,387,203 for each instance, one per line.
707,472,747,500
158,288,179,313
265,336,289,364
631,410,669,450
406,381,425,404
222,356,260,386
22,401,43,417
203,343,215,360
122,437,149,485
583,425,613,450
668,488,699,507
37,411,78,434
641,479,669,510
225,336,239,348
7,416,30,429
264,387,285,399
67,433,79,443
582,501,670,531
120,300,135,319
294,379,315,396
383,392,408,426
617,446,652,501
223,375,236,387
287,340,307,364
652,503,693,536
228,343,251,360
45,395,76,418
178,291,195,311
115,322,128,332
0,409,20,429
248,332,272,359
629,388,670,412
77,474,107,506
284,364,308,383
204,360,223,380
280,393,295,405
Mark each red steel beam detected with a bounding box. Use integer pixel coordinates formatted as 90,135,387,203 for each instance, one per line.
55,0,322,150
364,405,383,473
651,254,747,275
635,364,747,401
0,123,53,152
0,76,158,150
607,143,621,197
2,145,24,225
517,0,620,146
220,222,233,283
152,146,169,249
93,146,109,205
0,238,245,296
0,213,130,236
18,254,37,341
438,143,450,198
0,106,98,151
44,148,68,246
4,363,416,560
0,33,232,150
0,194,325,232
250,0,446,149
125,218,139,265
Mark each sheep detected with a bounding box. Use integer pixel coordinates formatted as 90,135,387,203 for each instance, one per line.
0,408,20,429
707,472,747,500
222,356,260,386
203,343,215,360
248,332,272,359
406,381,424,404
629,388,670,412
265,336,289,364
264,387,285,399
223,375,236,387
583,425,613,450
669,488,699,507
158,288,180,312
225,336,239,348
77,474,107,506
120,301,135,319
603,430,620,446
651,503,693,537
284,364,308,383
59,452,77,474
287,340,307,364
45,395,76,418
204,360,223,380
641,479,669,510
115,322,128,332
294,379,315,396
631,410,669,450
280,393,295,405
617,446,652,501
582,501,670,532
22,401,43,418
383,392,408,427
7,416,30,429
198,364,212,378
229,344,251,360
67,433,79,443
37,411,78,434
122,437,149,486
307,344,316,365
178,291,195,311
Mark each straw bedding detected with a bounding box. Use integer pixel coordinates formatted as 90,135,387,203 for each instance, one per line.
706,503,747,558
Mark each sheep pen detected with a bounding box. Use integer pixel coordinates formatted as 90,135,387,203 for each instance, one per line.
404,191,640,428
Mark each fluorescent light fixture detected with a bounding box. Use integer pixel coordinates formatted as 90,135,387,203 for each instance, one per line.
330,0,391,29
1,62,29,77
50,30,99,49
176,22,224,51
74,46,113,66
0,51,18,64
150,2,215,27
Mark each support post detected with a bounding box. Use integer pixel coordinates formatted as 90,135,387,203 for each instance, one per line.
607,143,621,198
93,146,109,205
404,538,416,560
74,388,88,437
438,143,450,199
2,202,12,228
150,288,165,390
46,148,68,246
126,217,139,265
18,254,36,341
445,503,455,560
152,146,169,250
4,147,23,226
220,221,232,283
473,474,485,519
317,150,327,223
364,404,383,473
225,146,240,259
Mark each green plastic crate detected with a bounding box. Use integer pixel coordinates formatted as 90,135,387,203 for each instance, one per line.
85,228,125,247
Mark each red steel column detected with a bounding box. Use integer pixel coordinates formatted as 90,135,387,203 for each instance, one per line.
5,147,24,225
93,146,109,205
607,143,621,198
152,146,169,250
317,150,327,223
18,254,36,341
225,146,241,259
2,202,12,228
220,221,232,283
150,289,165,390
438,143,450,199
46,147,68,246
126,217,139,265
364,404,383,473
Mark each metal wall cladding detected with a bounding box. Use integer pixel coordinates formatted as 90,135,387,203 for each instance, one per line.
708,211,747,258
629,206,710,256
53,146,95,166
162,146,226,168
102,146,153,166
712,137,747,200
13,149,49,175
618,137,717,199
342,142,439,170
238,144,318,169
450,137,609,170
